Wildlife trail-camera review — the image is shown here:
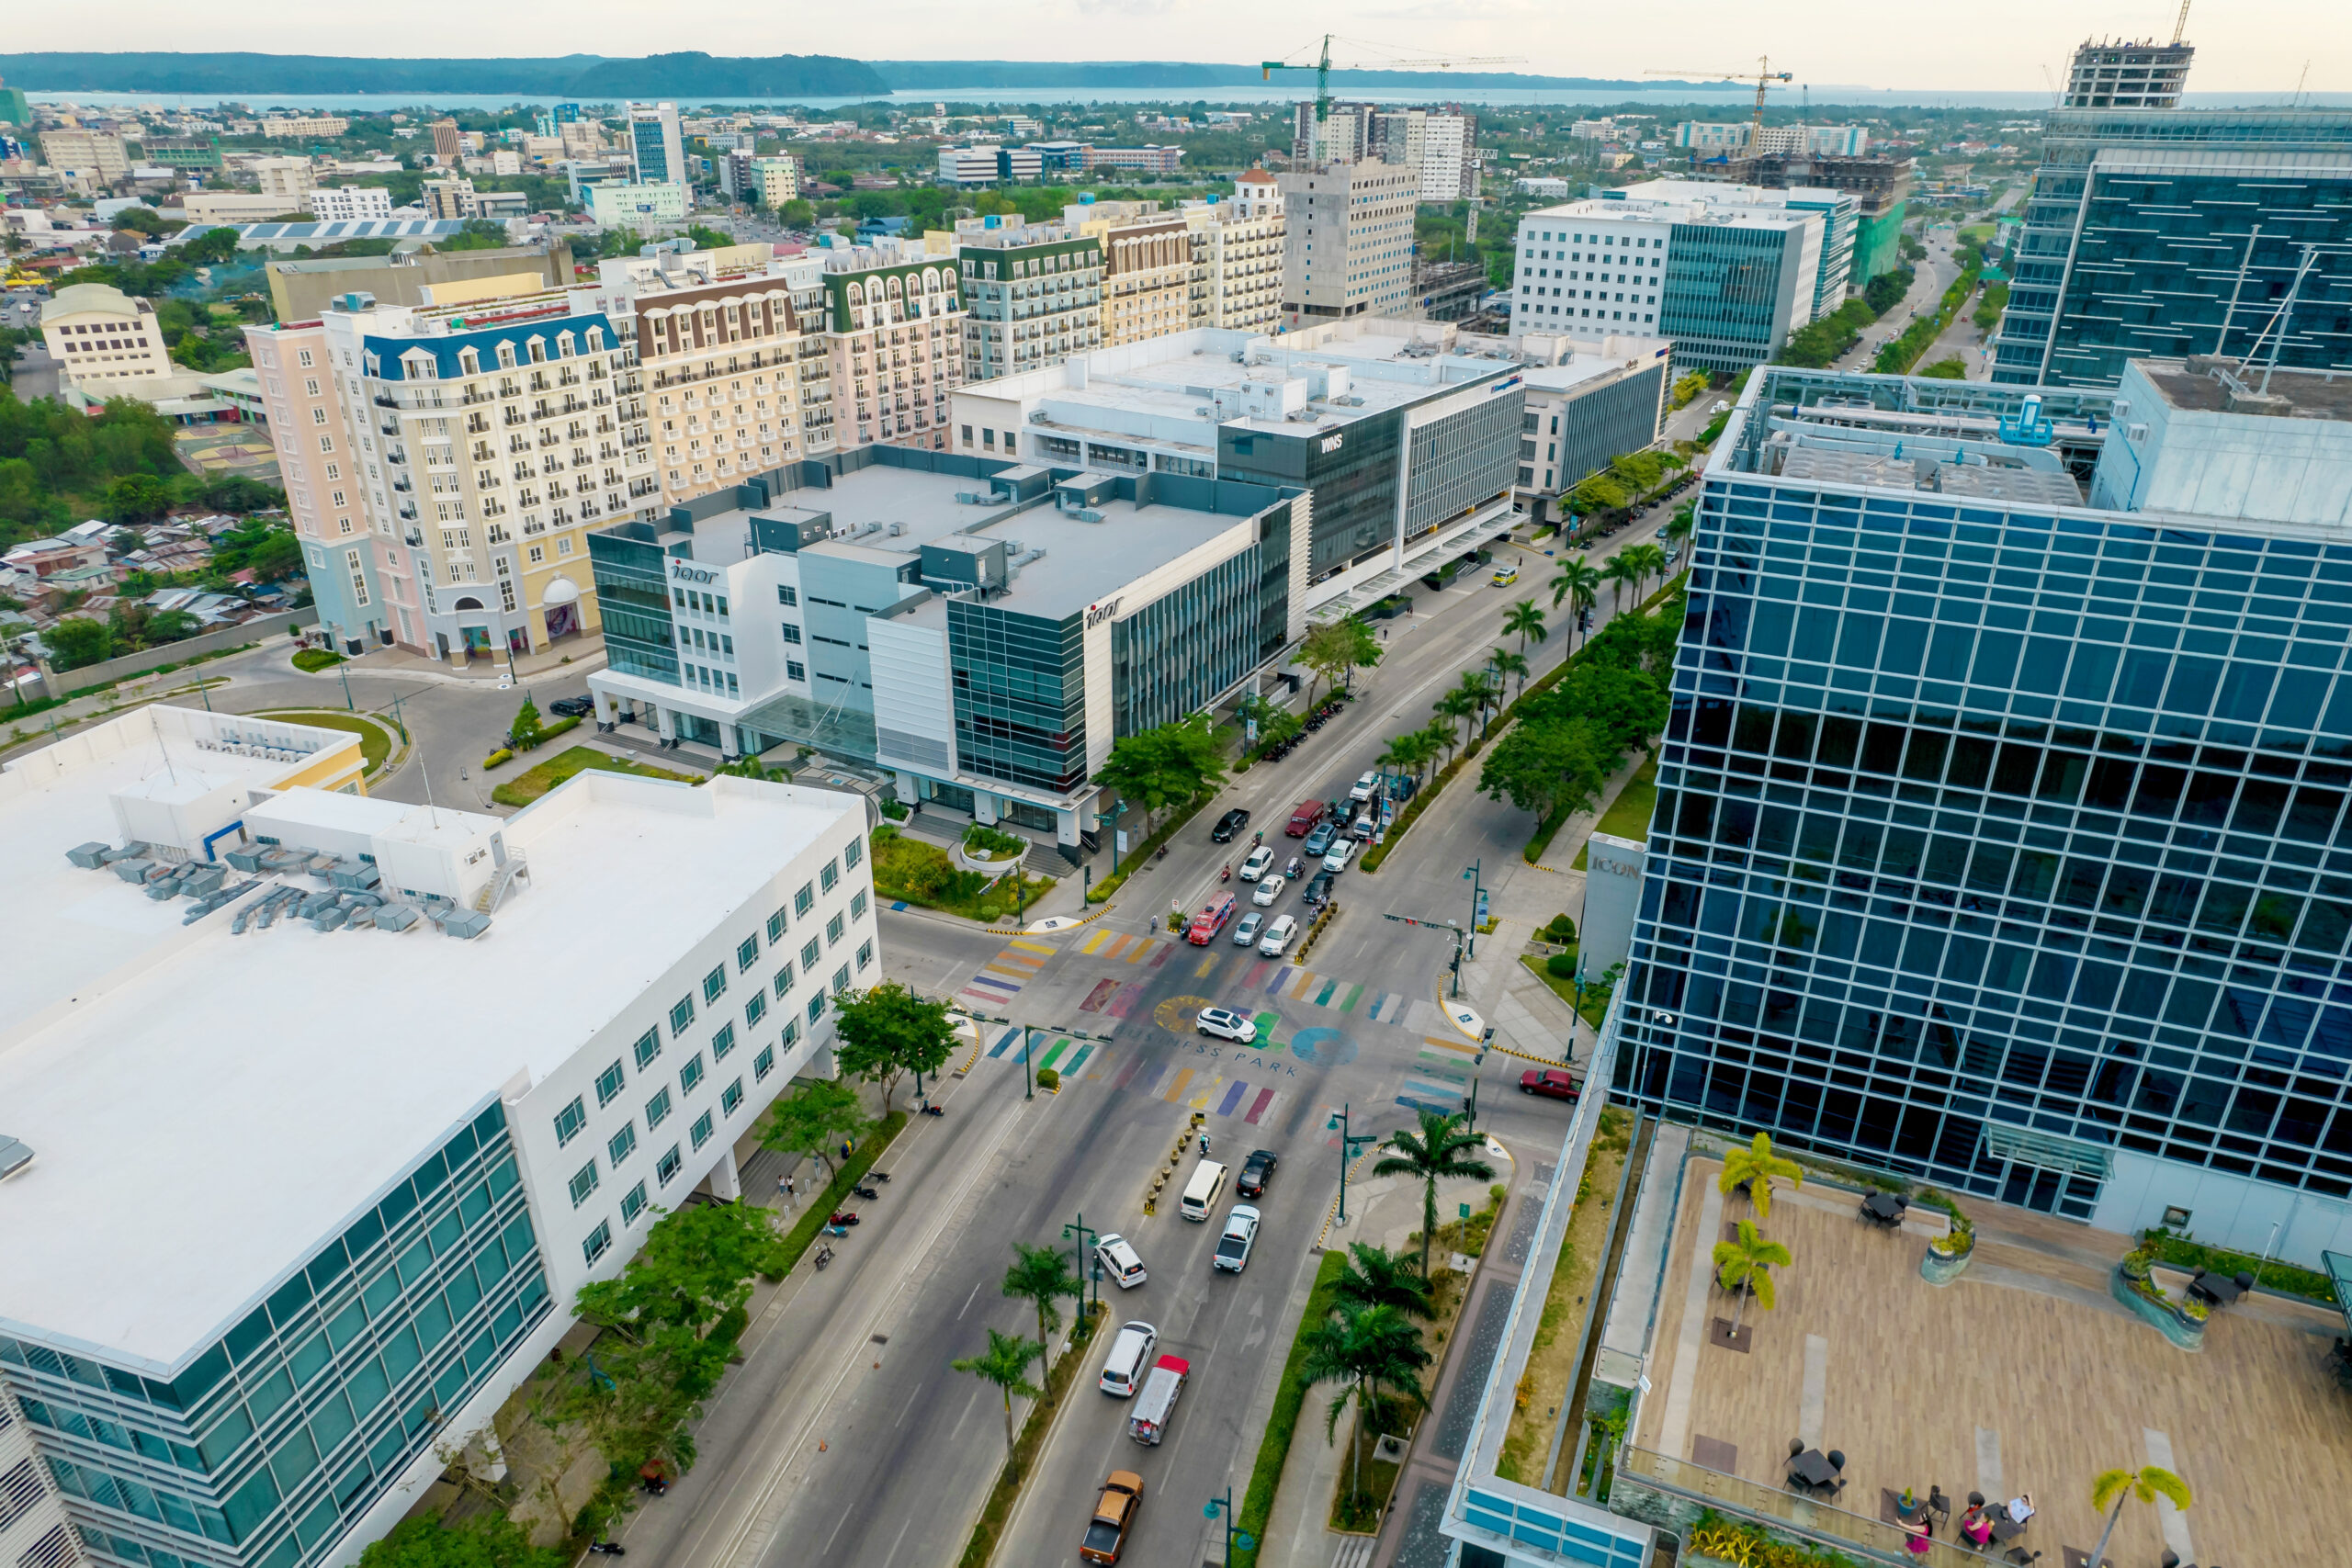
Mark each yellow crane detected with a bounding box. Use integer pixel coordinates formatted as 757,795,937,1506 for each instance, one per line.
1261,34,1524,128
1645,57,1795,143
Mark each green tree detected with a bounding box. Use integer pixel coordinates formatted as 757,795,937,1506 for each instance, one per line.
1664,502,1696,547
573,1201,789,1338
1430,686,1477,765
356,1516,566,1568
1376,728,1438,784
1600,552,1642,612
1001,1241,1084,1353
1919,357,1968,379
1330,1241,1435,1319
43,617,114,671
756,1077,873,1182
1479,714,1607,826
1092,719,1227,834
1623,542,1668,597
508,694,544,750
1489,646,1530,699
1372,1107,1497,1278
103,473,172,526
1718,1131,1803,1219
952,1328,1046,1457
778,198,816,226
2086,1467,2192,1568
1547,557,1601,642
830,979,956,1116
1299,615,1379,704
1500,598,1547,658
1712,1218,1791,1334
1669,369,1710,410
1296,1301,1431,1498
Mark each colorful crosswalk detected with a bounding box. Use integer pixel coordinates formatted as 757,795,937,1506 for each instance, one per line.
955,936,1057,1010
1397,1035,1476,1115
1075,928,1172,964
1110,1054,1283,1125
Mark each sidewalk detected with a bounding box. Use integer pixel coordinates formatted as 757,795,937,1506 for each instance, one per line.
1265,1146,1515,1568
334,637,606,689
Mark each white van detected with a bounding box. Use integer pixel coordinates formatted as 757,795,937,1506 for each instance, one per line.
1099,1320,1159,1397
1179,1159,1228,1222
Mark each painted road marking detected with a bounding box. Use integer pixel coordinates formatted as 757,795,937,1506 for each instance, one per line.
1080,978,1118,1013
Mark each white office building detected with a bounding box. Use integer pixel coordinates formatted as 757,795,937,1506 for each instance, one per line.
305,186,395,224
628,101,685,187
1511,195,1823,373
0,705,878,1568
1611,178,1859,318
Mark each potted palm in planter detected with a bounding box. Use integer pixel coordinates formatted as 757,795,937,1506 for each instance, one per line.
1920,1198,1976,1285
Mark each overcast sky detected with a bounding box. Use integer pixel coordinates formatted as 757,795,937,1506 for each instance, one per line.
17,1,2348,94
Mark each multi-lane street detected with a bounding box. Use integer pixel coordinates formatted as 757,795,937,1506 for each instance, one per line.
592,497,1679,1568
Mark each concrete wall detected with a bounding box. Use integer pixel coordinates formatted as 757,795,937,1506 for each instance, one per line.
33,611,311,701
1582,831,1648,973
2094,1146,2352,1268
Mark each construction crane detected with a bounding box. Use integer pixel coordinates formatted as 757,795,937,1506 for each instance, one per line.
1645,58,1795,141
2173,0,2192,44
1261,34,1524,128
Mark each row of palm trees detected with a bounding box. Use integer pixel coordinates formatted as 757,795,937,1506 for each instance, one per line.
1366,523,1697,795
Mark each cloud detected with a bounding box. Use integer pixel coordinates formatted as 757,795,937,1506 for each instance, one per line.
1072,0,1177,14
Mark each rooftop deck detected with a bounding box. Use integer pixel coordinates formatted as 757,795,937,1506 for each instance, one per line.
1630,1150,2351,1568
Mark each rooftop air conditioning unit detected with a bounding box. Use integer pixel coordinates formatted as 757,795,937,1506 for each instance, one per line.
1029,410,1050,422
888,522,905,536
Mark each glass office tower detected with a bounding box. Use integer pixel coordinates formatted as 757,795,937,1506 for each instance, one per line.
1617,364,2352,1258
1991,107,2352,388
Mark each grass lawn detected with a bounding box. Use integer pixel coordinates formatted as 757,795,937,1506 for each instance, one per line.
254,709,396,775
870,824,1054,923
1522,953,1611,1031
1568,751,1657,871
490,745,701,808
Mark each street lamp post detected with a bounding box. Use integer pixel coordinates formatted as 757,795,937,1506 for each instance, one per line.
1466,1030,1493,1135
1108,798,1129,876
1061,1213,1100,1316
1203,1485,1252,1564
1462,859,1485,959
1023,1022,1035,1100
1326,1103,1378,1227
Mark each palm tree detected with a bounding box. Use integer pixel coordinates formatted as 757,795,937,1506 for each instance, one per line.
2086,1467,2192,1568
1464,669,1503,739
1501,598,1547,657
1373,1107,1497,1277
1432,689,1476,764
1548,556,1600,619
1600,552,1642,613
1664,502,1696,547
1718,1131,1804,1219
1625,543,1668,597
951,1328,1046,1458
1712,1218,1791,1334
1296,1301,1432,1498
1489,647,1531,699
1001,1242,1082,1357
1377,733,1424,783
1331,1241,1436,1319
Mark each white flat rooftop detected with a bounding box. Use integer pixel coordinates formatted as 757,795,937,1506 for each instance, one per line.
0,761,860,1370
670,463,1018,566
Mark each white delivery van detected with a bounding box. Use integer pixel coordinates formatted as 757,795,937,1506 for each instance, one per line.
1099,1321,1159,1396
1179,1159,1228,1221
1127,1354,1192,1444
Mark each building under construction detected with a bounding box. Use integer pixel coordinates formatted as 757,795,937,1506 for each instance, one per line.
1689,152,1913,283
2064,35,2195,108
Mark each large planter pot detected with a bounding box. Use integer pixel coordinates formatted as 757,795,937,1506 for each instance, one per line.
2110,1266,2205,1350
1920,1240,1973,1287
954,842,1023,876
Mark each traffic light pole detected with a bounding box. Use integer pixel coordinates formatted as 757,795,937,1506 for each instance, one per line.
964,1013,1118,1105
1327,1102,1378,1226
1382,910,1469,997
1062,1213,1100,1316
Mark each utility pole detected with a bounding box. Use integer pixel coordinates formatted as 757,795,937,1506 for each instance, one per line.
1463,859,1486,959
1327,1103,1378,1225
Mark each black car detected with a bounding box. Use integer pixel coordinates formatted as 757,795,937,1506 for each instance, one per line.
1212,807,1251,843
1238,1149,1279,1198
548,695,595,719
1303,872,1335,907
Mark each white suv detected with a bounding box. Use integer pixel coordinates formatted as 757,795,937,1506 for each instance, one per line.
1349,770,1379,803
1196,1007,1258,1043
1259,914,1298,957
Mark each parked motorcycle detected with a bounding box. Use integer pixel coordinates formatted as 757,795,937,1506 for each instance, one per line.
852,1184,880,1201
920,1102,946,1117
813,1246,835,1271
823,1224,850,1237
829,1210,860,1226
867,1171,891,1182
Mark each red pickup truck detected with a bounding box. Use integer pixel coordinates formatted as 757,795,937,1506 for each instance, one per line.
1285,800,1325,837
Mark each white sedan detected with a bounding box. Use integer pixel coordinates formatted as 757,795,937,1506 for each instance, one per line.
1252,875,1285,907
1258,913,1298,956
1321,840,1356,874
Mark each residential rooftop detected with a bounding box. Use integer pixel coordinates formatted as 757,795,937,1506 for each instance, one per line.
0,721,860,1370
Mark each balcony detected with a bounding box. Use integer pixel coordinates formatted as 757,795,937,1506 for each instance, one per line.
373,393,397,409
390,478,413,493
384,447,408,465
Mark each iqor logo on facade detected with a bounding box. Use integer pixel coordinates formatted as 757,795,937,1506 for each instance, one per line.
671,562,720,585
1085,597,1123,629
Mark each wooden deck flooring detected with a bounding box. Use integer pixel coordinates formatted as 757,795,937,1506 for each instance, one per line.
1632,1157,2350,1567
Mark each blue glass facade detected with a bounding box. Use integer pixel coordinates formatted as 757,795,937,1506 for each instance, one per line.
1993,107,2352,388
0,1107,550,1568
1620,468,2352,1218
1658,221,1801,375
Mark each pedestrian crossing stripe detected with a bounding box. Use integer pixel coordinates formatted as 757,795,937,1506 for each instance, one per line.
956,936,1058,1007
1077,929,1168,964
1110,1055,1282,1124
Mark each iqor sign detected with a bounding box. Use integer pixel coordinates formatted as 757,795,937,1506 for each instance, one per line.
1084,597,1123,630
670,562,720,586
